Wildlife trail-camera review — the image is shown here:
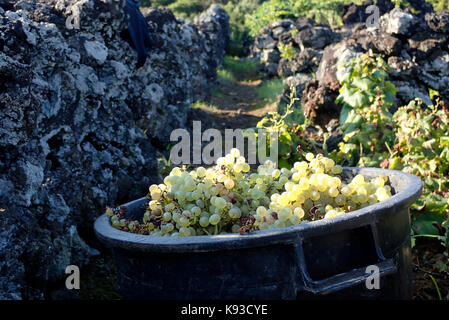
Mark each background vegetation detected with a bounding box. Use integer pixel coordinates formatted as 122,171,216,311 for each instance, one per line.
142,0,449,56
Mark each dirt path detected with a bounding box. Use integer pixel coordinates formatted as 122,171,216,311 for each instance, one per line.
188,78,278,131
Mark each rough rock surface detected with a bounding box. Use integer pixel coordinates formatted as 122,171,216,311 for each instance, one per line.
425,10,449,34
339,0,394,25
251,18,340,76
251,6,449,125
380,8,420,35
277,48,322,78
293,25,339,50
0,0,229,299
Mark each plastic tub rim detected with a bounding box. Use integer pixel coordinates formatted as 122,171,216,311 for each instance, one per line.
94,167,422,252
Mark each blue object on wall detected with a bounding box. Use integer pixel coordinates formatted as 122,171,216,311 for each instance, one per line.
126,0,153,67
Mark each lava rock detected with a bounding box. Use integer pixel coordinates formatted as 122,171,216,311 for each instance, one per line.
316,40,363,86
393,79,433,106
340,0,394,25
301,78,341,128
293,17,315,31
277,48,322,77
357,29,402,56
387,56,419,80
425,10,449,34
293,25,339,50
0,0,229,299
283,73,313,94
380,8,420,35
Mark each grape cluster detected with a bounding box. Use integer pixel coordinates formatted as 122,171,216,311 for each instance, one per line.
106,149,392,236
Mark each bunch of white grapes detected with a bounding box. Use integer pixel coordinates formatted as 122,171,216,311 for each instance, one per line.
106,149,392,236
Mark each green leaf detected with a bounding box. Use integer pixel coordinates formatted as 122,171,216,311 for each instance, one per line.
280,129,292,144
372,69,388,81
339,104,352,124
345,90,369,108
412,212,446,236
336,85,354,104
352,77,374,91
423,193,449,214
342,113,363,134
256,117,270,128
424,176,439,190
440,137,449,147
388,156,402,170
440,147,449,161
278,158,291,170
339,71,351,84
384,81,397,95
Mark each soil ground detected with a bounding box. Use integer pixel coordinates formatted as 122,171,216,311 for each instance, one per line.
412,238,449,300
188,79,278,131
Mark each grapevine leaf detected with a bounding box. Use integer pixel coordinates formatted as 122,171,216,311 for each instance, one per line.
352,77,374,91
345,90,369,108
339,104,352,124
412,212,447,236
388,157,402,170
422,193,449,214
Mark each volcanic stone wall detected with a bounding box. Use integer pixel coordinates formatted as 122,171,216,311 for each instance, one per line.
0,0,229,299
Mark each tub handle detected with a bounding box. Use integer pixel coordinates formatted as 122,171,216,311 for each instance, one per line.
294,230,397,295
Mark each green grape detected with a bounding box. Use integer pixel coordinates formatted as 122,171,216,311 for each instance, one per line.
256,206,267,217
231,224,241,233
224,178,235,189
335,195,346,206
278,208,292,222
341,186,351,197
199,216,209,227
179,217,190,228
328,187,339,197
175,190,186,201
303,198,314,210
250,199,260,208
325,210,338,219
162,212,172,222
272,169,281,179
294,207,305,219
179,227,191,236
278,193,290,207
215,197,227,209
149,200,158,210
172,211,181,222
259,222,270,230
311,191,320,201
331,165,343,175
233,163,243,173
229,207,242,219
191,206,201,216
289,215,301,225
110,149,392,236
209,214,221,225
196,166,206,177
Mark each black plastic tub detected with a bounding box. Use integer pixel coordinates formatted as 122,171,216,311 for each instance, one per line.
94,168,422,300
